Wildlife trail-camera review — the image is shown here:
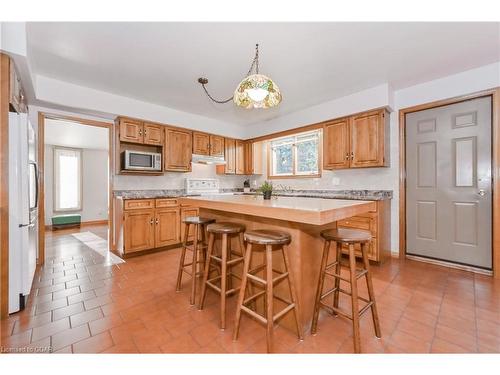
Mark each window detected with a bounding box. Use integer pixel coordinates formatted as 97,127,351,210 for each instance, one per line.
269,130,321,178
54,147,82,211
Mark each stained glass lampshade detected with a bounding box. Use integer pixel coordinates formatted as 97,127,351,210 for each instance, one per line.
233,74,282,109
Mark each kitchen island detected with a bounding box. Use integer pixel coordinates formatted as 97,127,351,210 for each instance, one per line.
178,194,389,332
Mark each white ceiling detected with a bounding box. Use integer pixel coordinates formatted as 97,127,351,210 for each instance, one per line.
44,119,109,150
27,22,500,125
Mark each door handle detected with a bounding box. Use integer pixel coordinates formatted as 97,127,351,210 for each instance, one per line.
478,189,487,196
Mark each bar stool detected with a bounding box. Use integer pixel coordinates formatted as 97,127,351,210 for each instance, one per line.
176,216,215,305
198,222,246,329
311,227,381,353
233,229,303,353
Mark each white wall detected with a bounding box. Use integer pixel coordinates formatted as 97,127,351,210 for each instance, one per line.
44,145,109,226
113,163,248,191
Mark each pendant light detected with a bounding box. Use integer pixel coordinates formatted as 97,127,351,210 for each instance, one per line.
198,44,282,109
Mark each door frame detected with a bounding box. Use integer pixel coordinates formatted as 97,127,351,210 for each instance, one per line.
399,88,500,278
37,112,114,265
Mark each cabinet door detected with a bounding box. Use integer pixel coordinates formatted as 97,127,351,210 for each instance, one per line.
143,123,163,145
180,207,200,242
193,132,210,155
323,119,350,169
235,140,245,175
124,210,155,253
155,208,180,247
164,128,192,171
210,135,225,157
224,138,236,174
350,110,385,168
119,118,144,143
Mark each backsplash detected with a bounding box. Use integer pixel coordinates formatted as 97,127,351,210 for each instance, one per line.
113,163,248,190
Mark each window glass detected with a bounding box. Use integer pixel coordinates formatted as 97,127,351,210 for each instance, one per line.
54,148,82,211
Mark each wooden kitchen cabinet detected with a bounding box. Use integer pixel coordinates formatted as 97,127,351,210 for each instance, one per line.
244,141,263,175
219,138,236,174
336,200,390,262
124,209,155,253
143,123,164,145
155,208,180,247
210,135,225,157
350,110,388,168
193,132,211,155
164,128,192,172
235,140,245,174
119,118,144,143
323,118,350,169
193,132,225,157
323,109,389,170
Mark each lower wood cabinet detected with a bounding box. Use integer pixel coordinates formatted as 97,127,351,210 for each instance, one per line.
124,209,155,253
118,198,194,255
336,200,390,262
155,208,180,247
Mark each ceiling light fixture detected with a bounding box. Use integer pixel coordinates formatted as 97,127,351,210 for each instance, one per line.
197,44,282,109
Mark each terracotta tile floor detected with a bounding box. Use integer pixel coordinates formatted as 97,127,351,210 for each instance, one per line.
2,224,500,354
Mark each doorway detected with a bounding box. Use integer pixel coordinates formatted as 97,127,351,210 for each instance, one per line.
38,113,114,264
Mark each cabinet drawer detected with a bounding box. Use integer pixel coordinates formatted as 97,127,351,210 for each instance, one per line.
124,199,155,210
341,238,378,262
156,198,179,208
337,215,377,235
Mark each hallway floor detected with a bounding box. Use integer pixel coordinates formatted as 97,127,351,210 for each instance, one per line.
1,224,500,353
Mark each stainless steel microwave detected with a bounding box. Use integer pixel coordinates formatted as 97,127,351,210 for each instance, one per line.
122,150,162,171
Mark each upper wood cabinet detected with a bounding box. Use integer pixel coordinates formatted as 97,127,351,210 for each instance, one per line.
119,118,163,145
143,123,164,145
244,141,263,175
221,138,236,174
193,132,225,156
210,135,225,157
323,109,389,170
235,140,245,175
119,118,144,143
164,128,192,172
350,110,388,168
323,118,350,169
193,132,211,155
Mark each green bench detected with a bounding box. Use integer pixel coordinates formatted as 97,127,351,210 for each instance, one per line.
51,214,81,230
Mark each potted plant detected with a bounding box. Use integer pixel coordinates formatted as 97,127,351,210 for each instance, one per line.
257,180,273,200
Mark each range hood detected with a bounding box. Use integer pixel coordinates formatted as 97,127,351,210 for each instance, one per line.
192,154,227,165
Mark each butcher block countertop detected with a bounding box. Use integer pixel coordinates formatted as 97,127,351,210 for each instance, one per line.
179,195,377,226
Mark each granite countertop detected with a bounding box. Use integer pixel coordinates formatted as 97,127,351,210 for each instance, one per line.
114,189,392,201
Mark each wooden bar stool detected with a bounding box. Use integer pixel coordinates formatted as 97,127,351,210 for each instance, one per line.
198,222,246,330
311,227,381,353
233,229,303,353
176,216,215,305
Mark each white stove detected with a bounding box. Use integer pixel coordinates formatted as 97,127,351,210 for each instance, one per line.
185,178,230,195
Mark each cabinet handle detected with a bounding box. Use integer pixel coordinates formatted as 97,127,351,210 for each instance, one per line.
155,219,159,225
139,130,143,136
150,219,154,225
144,130,147,136
350,152,354,160
345,152,349,160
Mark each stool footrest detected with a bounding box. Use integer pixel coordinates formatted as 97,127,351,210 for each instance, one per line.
273,303,295,323
244,290,266,305
241,305,267,325
324,268,368,282
206,280,240,296
209,255,244,266
319,300,373,321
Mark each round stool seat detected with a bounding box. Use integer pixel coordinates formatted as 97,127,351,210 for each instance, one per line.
207,222,245,234
183,216,215,225
244,229,291,245
321,228,371,244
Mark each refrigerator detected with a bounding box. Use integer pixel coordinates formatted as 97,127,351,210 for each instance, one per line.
8,111,39,314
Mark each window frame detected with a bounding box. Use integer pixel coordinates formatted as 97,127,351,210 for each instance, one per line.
53,146,83,212
267,129,322,179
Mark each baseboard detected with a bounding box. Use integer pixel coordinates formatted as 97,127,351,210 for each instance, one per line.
45,219,108,231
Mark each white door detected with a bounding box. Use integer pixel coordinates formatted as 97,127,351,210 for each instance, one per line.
406,96,492,269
